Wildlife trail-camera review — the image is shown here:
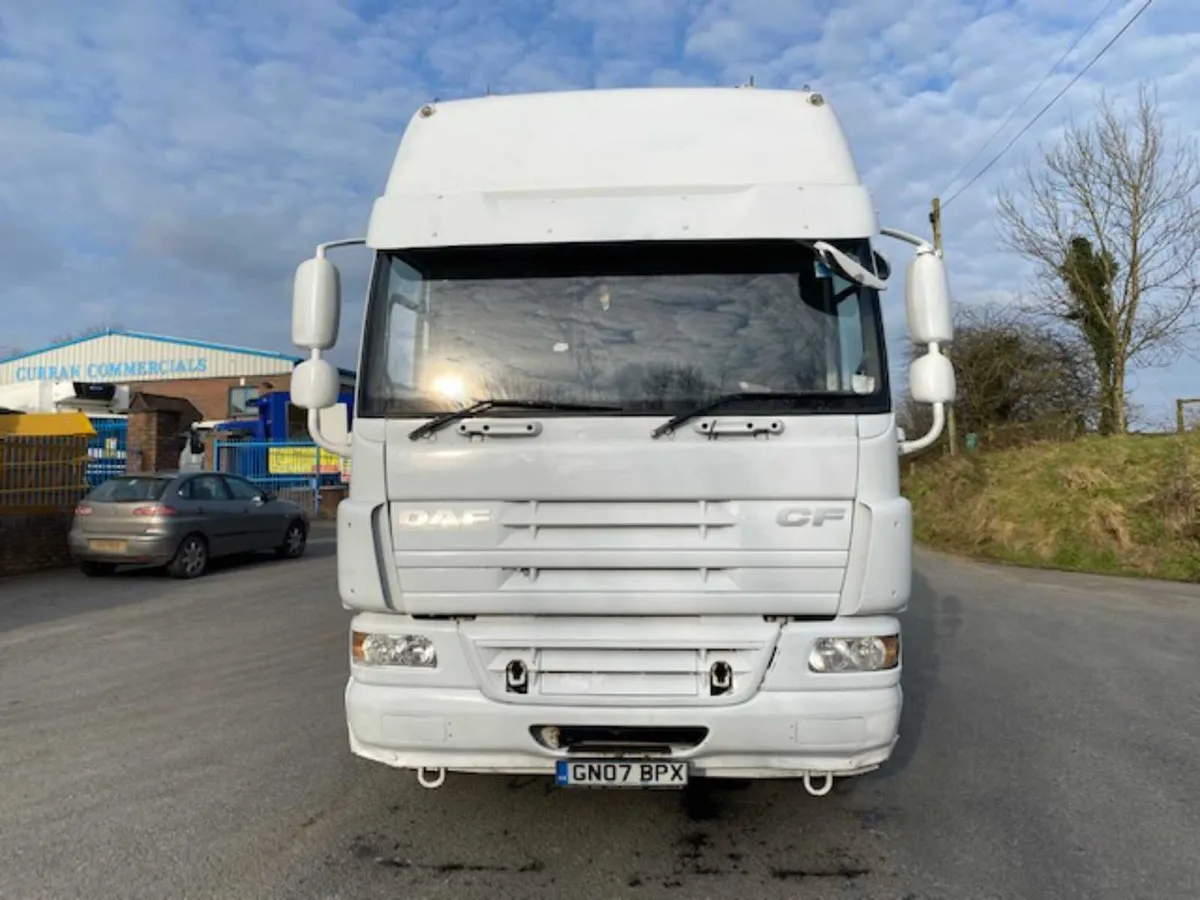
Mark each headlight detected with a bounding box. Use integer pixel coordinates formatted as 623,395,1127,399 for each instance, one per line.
351,631,437,668
808,635,899,673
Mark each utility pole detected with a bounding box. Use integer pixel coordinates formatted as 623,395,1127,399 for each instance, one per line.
930,196,957,455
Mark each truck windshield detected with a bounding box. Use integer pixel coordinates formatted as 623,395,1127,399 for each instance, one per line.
358,240,889,418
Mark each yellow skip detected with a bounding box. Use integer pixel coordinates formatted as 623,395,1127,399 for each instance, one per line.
0,411,98,438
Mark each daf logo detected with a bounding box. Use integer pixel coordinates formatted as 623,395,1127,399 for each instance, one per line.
397,509,492,528
777,507,846,527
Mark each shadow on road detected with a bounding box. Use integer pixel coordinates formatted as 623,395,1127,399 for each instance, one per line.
880,569,944,779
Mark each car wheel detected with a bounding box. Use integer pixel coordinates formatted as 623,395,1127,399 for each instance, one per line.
276,520,307,559
80,561,118,577
167,534,208,579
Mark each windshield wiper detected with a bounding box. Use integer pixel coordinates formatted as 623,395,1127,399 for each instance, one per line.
651,392,830,439
409,399,624,440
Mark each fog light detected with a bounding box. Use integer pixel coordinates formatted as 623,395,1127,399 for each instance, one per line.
351,631,437,668
808,635,899,673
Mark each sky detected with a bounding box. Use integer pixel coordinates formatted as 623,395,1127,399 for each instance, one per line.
1,0,1198,428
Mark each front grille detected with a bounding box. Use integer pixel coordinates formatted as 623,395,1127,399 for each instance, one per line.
462,616,783,706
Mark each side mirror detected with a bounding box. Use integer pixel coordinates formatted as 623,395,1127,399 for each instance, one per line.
188,430,204,455
292,257,341,350
909,350,956,405
905,250,953,345
292,358,339,410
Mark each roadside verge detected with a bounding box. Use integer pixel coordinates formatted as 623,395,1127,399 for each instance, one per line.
903,433,1200,583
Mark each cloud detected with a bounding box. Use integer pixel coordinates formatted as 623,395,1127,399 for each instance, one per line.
0,221,64,286
0,0,1198,417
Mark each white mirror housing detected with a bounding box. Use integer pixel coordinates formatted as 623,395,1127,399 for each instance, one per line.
909,350,956,405
292,257,341,350
906,250,953,345
291,358,340,410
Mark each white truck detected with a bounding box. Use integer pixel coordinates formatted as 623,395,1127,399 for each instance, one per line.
289,87,955,796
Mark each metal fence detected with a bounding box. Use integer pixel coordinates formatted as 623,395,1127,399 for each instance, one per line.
86,417,128,486
213,439,348,516
0,433,91,511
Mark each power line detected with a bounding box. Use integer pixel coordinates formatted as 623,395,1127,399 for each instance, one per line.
941,0,1121,197
943,0,1154,208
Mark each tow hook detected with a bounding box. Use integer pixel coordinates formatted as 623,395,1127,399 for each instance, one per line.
803,771,834,796
417,767,447,790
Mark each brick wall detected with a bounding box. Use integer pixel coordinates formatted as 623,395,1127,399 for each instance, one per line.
126,411,151,473
126,374,293,420
127,409,189,473
0,512,75,576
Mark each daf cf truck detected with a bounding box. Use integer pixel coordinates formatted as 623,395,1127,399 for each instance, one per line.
289,86,956,795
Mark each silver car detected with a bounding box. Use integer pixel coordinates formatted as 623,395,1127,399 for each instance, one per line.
69,471,310,578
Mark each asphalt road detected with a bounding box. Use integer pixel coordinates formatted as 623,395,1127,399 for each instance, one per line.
2,537,1198,900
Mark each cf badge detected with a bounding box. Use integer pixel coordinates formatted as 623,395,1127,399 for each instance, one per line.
777,507,846,527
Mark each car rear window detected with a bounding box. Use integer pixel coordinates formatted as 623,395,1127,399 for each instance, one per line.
86,477,172,503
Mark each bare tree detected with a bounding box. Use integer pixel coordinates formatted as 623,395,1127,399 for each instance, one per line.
948,304,1098,433
997,85,1200,434
51,321,124,344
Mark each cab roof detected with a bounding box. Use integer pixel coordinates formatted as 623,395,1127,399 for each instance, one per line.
383,87,863,196
368,87,877,249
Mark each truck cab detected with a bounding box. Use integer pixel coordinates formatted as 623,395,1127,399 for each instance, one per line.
289,87,955,793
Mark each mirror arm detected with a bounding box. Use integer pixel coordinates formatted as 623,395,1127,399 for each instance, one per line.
304,347,352,457
899,402,946,456
878,227,935,254
316,237,366,259
307,407,352,457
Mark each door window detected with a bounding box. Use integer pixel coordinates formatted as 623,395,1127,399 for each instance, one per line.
223,476,265,501
181,475,232,501
229,386,259,417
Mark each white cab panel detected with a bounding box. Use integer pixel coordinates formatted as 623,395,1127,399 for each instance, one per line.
379,416,860,617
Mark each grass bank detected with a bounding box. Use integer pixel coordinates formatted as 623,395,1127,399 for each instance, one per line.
902,432,1200,582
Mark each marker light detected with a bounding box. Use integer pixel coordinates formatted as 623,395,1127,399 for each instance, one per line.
808,636,899,673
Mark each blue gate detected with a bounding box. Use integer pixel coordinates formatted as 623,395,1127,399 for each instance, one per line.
86,417,128,486
214,439,347,517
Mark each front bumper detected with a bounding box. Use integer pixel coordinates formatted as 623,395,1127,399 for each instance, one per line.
68,531,177,565
346,679,902,778
344,610,904,779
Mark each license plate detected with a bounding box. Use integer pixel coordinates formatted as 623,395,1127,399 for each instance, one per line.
89,539,128,553
555,760,688,789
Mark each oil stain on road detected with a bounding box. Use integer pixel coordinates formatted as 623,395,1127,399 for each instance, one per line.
321,772,914,900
